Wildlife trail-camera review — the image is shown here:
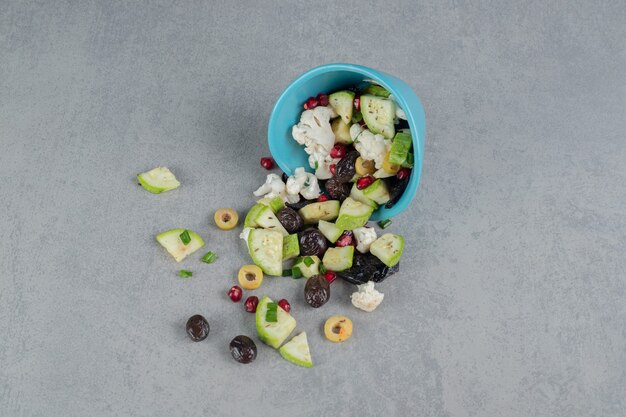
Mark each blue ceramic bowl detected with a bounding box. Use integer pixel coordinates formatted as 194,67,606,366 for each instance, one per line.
268,63,425,221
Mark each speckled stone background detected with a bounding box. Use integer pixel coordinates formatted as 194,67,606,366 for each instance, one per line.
1,1,625,416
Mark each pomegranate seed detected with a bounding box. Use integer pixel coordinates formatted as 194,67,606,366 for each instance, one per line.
354,96,360,110
317,194,329,202
329,144,347,159
356,175,375,190
244,296,258,313
317,93,329,107
303,97,319,110
260,157,274,170
323,271,336,284
228,285,243,302
329,164,336,175
277,299,291,313
397,168,412,181
335,231,353,247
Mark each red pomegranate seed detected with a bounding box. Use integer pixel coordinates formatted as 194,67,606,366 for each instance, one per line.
244,296,258,313
317,194,329,202
228,285,243,302
356,175,375,190
260,157,274,170
354,96,360,110
397,168,412,181
277,299,291,313
329,144,347,159
317,93,329,107
323,271,336,284
303,97,319,110
335,231,353,247
329,164,336,175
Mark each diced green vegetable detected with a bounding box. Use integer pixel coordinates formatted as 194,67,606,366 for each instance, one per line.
201,251,218,264
266,302,278,322
179,230,191,245
378,219,392,229
178,270,193,278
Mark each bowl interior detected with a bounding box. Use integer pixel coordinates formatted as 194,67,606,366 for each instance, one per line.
268,64,424,221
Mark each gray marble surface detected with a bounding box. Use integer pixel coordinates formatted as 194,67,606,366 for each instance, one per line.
1,1,625,416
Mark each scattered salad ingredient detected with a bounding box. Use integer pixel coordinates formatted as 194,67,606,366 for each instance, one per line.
256,296,297,348
370,233,404,267
335,198,374,230
353,226,377,253
279,332,312,368
356,175,375,190
277,299,291,313
276,207,304,233
325,177,351,201
355,157,376,176
324,316,353,342
156,228,205,262
351,281,384,312
201,251,218,264
282,234,300,260
228,285,243,302
246,228,283,276
230,335,257,364
260,157,274,170
377,219,392,229
137,166,180,194
186,315,210,341
291,256,320,278
316,93,329,107
335,230,354,247
298,200,340,224
317,194,329,202
179,229,191,245
337,252,399,285
323,271,337,284
322,246,354,272
214,208,239,230
329,144,347,159
244,296,259,313
304,275,330,308
299,228,328,257
265,302,278,322
178,270,193,278
303,96,319,110
238,265,264,289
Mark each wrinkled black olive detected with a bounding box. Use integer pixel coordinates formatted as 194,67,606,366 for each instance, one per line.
395,119,410,130
186,315,210,341
286,199,315,210
304,275,330,308
324,177,351,201
276,207,304,233
385,177,409,209
281,172,289,183
299,228,328,257
336,252,399,285
229,335,257,364
335,151,359,183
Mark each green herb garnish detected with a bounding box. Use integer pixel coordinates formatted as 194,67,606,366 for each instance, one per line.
179,230,191,245
378,219,392,229
266,302,278,322
314,161,319,170
178,270,193,278
303,256,314,267
201,251,217,264
292,266,303,279
319,264,327,274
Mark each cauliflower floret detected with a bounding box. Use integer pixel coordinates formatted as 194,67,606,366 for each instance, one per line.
253,173,300,203
239,227,253,245
312,154,341,180
286,167,321,200
353,226,377,253
351,281,384,312
354,129,391,169
396,107,406,120
349,123,364,141
292,106,338,174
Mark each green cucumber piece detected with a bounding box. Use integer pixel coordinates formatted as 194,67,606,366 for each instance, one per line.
370,233,404,267
363,84,391,98
282,234,300,260
389,132,412,165
254,206,289,236
279,332,312,368
137,167,180,194
322,246,354,272
362,179,390,204
247,229,283,276
156,228,204,262
298,200,340,224
328,90,355,124
256,296,297,348
317,220,344,243
292,256,321,278
331,118,353,144
258,196,285,213
360,95,395,139
350,184,379,209
335,197,374,230
244,203,266,228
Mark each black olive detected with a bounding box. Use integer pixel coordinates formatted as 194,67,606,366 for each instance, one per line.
186,315,210,341
395,119,410,130
299,228,328,257
324,177,351,201
286,199,315,211
281,172,289,183
229,335,257,364
336,252,399,285
304,275,330,308
276,207,304,233
385,177,409,209
334,151,359,183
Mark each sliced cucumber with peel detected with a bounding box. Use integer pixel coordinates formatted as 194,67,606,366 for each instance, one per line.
362,179,390,204
292,256,321,278
335,197,374,230
360,95,395,139
349,184,378,209
244,203,266,228
363,84,391,98
257,196,285,213
279,332,312,368
370,233,404,267
328,90,355,124
389,132,412,166
318,220,344,243
156,228,204,262
298,200,340,224
138,167,180,194
322,246,354,272
282,234,300,260
256,296,297,349
247,229,283,276
331,118,353,144
254,206,289,236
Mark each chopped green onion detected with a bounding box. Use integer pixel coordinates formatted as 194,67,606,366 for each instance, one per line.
319,264,327,274
282,269,292,277
179,230,191,245
378,219,392,229
314,161,319,170
292,266,303,279
177,270,193,278
266,303,278,322
201,251,217,264
303,256,314,267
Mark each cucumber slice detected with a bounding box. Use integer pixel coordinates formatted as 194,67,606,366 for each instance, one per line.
360,95,395,139
254,206,289,236
322,246,354,272
247,229,283,276
156,228,204,262
298,200,340,224
258,196,285,213
335,197,374,230
328,90,355,124
279,332,312,368
137,167,180,194
331,118,353,144
244,203,266,228
389,132,412,165
292,256,321,278
318,220,344,243
363,84,391,98
370,233,404,267
282,234,300,260
362,179,390,204
373,168,396,179
350,184,379,209
256,296,297,349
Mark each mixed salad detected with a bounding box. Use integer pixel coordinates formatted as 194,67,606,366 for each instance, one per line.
137,82,414,369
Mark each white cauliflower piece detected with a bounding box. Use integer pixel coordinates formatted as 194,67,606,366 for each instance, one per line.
351,281,384,312
253,173,300,203
396,107,406,120
354,129,391,169
239,227,252,245
349,123,364,141
312,155,341,180
353,226,377,253
292,106,337,174
286,167,321,200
